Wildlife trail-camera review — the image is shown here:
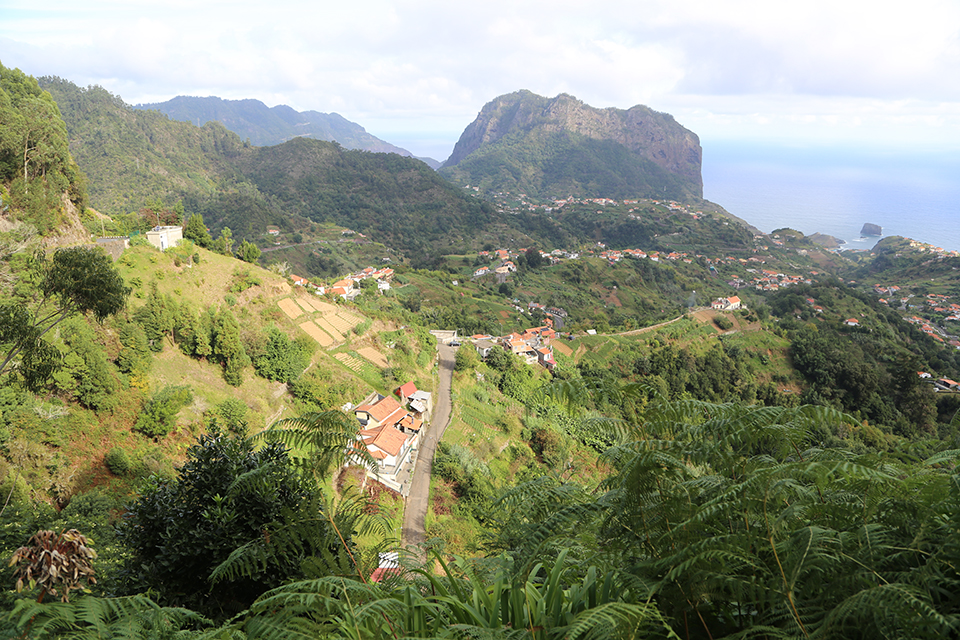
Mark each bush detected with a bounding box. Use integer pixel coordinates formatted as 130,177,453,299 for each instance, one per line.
213,398,249,435
105,447,131,475
135,385,194,438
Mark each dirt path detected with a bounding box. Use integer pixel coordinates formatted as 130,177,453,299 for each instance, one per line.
401,344,455,552
613,312,688,336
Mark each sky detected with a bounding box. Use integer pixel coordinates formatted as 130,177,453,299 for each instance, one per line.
3,0,960,161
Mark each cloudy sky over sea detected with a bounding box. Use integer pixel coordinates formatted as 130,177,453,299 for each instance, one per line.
3,0,959,248
4,0,960,159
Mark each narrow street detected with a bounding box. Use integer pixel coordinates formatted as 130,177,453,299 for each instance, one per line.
400,343,455,552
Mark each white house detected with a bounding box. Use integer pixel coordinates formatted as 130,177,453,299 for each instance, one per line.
146,226,183,251
711,296,742,311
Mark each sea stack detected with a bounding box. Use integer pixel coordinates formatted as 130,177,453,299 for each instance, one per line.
861,223,882,236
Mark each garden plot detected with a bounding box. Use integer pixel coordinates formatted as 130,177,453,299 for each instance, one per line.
328,313,360,336
316,317,345,342
296,298,315,314
334,352,365,372
552,341,574,357
298,321,334,347
305,297,338,314
278,298,304,319
356,347,389,368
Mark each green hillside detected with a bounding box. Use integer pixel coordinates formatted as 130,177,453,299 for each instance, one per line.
7,65,960,639
39,78,527,261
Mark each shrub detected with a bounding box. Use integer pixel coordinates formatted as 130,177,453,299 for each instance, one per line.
134,385,194,438
105,447,131,475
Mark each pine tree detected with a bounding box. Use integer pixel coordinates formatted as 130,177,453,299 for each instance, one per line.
182,213,213,248
214,308,247,386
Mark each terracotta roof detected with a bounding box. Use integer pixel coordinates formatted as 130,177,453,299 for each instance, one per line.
356,396,407,426
359,425,409,457
398,414,423,432
397,381,418,399
370,567,401,583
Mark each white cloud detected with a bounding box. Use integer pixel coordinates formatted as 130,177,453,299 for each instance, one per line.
3,0,960,157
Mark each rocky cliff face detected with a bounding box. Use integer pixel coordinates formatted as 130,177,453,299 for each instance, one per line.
443,90,702,196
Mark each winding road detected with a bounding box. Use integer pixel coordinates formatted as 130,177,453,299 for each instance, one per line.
401,343,455,551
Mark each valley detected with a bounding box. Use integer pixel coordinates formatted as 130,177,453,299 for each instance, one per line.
3,63,960,638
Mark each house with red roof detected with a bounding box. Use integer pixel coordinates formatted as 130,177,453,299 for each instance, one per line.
356,423,417,470
396,381,418,401
354,394,407,430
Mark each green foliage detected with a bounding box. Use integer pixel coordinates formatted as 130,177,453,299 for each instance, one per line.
454,344,480,371
236,239,262,263
229,266,262,293
251,326,310,384
213,226,234,256
133,385,193,438
115,431,362,620
713,314,733,330
213,308,248,386
183,212,213,248
104,447,131,475
116,320,151,377
212,398,249,435
0,65,86,231
52,316,118,411
0,247,128,392
132,283,175,352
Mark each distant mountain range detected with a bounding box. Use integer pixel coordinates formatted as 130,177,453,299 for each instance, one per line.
135,96,441,168
440,90,703,201
37,78,510,260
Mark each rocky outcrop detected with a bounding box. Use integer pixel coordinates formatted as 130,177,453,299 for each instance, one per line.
861,223,882,236
809,233,846,249
442,90,702,196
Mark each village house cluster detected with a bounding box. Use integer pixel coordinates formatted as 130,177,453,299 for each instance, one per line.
469,323,558,371
872,287,960,348
346,382,433,495
747,268,815,291
290,265,395,300
906,240,960,258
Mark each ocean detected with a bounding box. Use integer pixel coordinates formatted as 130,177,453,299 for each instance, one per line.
701,142,960,253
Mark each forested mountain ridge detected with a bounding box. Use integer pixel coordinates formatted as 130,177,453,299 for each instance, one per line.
440,90,703,200
135,95,434,163
37,77,519,260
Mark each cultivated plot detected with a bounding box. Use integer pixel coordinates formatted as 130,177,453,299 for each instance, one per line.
316,317,345,342
298,320,334,347
278,298,304,319
357,347,389,368
334,352,365,372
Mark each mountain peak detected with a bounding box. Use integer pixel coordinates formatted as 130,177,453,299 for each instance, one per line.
440,90,702,199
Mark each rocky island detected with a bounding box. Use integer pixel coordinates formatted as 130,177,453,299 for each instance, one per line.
861,223,883,236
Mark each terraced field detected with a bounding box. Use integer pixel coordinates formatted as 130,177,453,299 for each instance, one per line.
316,317,345,342
334,352,366,372
298,320,334,347
278,298,304,319
357,347,389,368
278,295,367,349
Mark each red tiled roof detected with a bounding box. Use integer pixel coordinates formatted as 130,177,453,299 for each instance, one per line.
357,396,407,426
359,425,409,457
398,414,423,432
397,382,418,399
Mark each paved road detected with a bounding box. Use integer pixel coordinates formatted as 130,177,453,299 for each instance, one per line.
401,344,455,552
